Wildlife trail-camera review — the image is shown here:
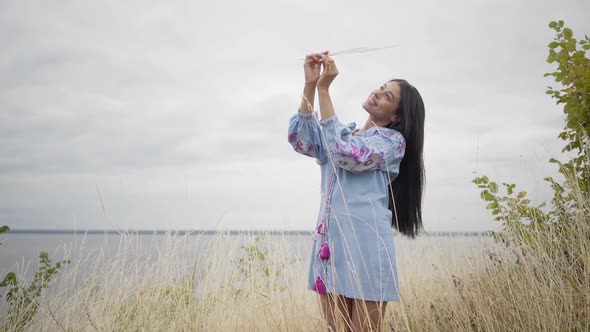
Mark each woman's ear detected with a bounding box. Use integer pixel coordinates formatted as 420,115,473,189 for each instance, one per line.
390,114,400,125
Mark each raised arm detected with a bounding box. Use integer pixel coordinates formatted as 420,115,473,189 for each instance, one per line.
300,50,329,114
314,53,405,173
316,53,338,121
287,51,331,164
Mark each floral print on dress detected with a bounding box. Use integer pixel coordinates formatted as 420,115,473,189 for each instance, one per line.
319,114,405,173
287,111,403,302
288,110,328,163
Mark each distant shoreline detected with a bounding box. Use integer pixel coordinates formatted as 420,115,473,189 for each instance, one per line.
5,229,493,236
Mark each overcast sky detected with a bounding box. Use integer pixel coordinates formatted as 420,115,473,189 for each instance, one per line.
1,0,588,232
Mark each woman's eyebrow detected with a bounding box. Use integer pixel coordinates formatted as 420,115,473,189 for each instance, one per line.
387,91,395,101
381,85,394,100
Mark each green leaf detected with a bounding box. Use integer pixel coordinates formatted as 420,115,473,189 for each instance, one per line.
547,49,557,62
566,39,576,52
489,182,498,193
480,190,495,201
583,44,590,50
563,28,573,39
487,201,498,209
549,21,557,29
506,184,515,195
549,41,560,49
517,191,526,199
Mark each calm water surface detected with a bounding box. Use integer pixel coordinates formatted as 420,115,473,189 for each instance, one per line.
0,231,503,281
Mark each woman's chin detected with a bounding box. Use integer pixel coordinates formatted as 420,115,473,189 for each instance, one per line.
362,107,376,116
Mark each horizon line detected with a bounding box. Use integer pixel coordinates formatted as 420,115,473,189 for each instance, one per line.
4,229,494,236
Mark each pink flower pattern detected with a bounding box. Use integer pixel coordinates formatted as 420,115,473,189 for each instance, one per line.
294,139,318,158
288,112,405,300
288,112,406,172
320,118,405,173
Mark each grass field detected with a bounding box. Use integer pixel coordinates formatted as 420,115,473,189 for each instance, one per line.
3,212,584,332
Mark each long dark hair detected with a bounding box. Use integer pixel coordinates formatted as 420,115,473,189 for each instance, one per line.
386,79,425,238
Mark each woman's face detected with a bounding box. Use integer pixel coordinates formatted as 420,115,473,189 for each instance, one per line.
362,81,401,125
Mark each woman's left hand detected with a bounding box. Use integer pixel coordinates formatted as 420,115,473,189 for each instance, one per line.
317,54,339,91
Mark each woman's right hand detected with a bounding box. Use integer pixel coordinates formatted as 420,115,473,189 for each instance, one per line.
304,50,329,86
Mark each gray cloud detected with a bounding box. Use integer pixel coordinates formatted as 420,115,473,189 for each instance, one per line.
0,0,588,231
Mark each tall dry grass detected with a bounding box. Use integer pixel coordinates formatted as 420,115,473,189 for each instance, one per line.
3,188,588,331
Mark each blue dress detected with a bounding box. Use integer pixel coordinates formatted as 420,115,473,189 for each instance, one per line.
288,110,406,302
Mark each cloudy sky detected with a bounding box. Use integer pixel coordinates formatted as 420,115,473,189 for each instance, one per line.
1,0,588,232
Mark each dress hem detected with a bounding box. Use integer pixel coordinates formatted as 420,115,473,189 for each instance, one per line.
306,285,401,302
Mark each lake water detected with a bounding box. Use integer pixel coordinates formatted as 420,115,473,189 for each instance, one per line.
0,231,505,282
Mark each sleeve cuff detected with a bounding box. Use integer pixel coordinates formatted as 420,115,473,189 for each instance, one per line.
319,114,338,127
297,108,317,121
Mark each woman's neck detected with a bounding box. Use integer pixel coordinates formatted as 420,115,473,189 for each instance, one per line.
358,117,390,134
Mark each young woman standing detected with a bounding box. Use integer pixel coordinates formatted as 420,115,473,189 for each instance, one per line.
288,51,426,331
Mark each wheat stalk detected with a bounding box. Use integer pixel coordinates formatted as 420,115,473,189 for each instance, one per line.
300,44,400,60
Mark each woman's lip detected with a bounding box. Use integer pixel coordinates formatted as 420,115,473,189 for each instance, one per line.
369,96,377,106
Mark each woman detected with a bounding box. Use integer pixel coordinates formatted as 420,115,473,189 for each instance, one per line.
288,51,425,331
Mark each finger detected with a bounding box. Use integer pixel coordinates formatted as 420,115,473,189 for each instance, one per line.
306,56,320,65
319,53,333,62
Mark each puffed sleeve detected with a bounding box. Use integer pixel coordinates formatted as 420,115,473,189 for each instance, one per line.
288,109,328,164
319,114,406,173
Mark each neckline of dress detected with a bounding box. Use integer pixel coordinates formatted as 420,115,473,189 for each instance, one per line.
350,124,387,136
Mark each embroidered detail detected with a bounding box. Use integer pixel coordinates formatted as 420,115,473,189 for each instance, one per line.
295,140,312,155
378,129,405,156
381,129,395,137
319,115,338,127
316,223,326,235
298,111,316,120
295,141,304,152
317,242,330,260
312,170,336,295
288,132,297,143
312,275,327,294
397,138,406,155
